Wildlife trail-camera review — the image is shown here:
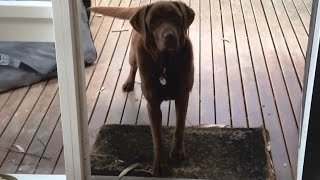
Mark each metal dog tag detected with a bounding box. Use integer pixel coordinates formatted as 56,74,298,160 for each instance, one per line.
159,76,167,85
159,68,167,86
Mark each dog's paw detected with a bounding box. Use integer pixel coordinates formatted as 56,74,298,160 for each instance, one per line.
169,146,186,164
153,161,169,177
122,81,134,92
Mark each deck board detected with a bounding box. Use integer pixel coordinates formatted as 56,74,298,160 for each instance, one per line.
0,79,57,173
292,0,311,30
280,0,309,56
0,91,12,111
231,0,264,127
273,0,306,86
199,0,215,125
0,87,29,136
303,0,313,14
35,120,63,174
86,0,120,124
17,92,61,174
262,0,302,126
251,0,299,178
0,82,47,169
88,0,129,147
0,0,309,179
211,0,231,125
221,0,247,127
241,0,295,179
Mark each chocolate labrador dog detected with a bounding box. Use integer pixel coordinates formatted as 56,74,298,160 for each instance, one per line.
89,1,195,176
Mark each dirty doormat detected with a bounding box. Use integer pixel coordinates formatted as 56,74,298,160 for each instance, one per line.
91,124,274,179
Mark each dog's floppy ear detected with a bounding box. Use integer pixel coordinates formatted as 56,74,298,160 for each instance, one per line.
130,5,155,51
173,1,195,29
129,6,149,35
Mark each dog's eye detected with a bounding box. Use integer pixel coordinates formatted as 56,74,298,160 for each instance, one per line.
172,14,181,24
170,15,181,25
149,24,156,31
149,19,163,31
148,22,155,31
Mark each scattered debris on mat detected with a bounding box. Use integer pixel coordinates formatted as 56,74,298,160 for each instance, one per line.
91,124,274,179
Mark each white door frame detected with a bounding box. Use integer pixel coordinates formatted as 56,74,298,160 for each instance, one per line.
0,1,91,180
51,0,91,180
297,0,320,179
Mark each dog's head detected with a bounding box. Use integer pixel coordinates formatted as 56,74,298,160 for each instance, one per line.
130,1,195,52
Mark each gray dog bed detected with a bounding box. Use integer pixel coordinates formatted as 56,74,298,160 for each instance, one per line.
91,124,275,179
0,3,97,92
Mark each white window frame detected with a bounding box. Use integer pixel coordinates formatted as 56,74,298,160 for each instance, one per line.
0,1,90,180
0,1,54,42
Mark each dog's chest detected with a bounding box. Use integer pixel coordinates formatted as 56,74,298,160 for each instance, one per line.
158,69,179,100
151,57,182,100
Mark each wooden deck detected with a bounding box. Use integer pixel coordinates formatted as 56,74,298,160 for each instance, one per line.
0,0,311,179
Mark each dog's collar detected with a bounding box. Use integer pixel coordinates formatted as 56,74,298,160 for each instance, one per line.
150,52,167,86
149,50,178,86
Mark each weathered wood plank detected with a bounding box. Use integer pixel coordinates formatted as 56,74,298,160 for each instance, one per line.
34,120,63,174
120,76,142,125
263,0,302,125
281,0,309,56
199,0,215,125
221,0,247,127
292,0,311,29
231,0,263,127
87,1,121,124
302,0,313,14
88,0,131,147
250,0,297,178
0,91,12,111
241,0,294,179
0,87,29,136
272,0,305,86
17,93,61,174
53,149,64,174
211,0,231,125
0,79,57,173
106,0,141,126
89,0,109,40
0,82,46,167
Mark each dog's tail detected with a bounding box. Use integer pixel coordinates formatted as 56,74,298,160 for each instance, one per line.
88,7,139,20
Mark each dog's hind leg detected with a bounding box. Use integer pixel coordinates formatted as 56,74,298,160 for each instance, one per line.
122,50,137,92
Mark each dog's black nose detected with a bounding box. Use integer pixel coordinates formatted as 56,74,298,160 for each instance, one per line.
164,31,175,41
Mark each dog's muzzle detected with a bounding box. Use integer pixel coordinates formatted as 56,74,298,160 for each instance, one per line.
162,29,178,50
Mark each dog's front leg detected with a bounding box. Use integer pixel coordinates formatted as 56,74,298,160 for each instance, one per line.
147,102,167,176
170,93,189,162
